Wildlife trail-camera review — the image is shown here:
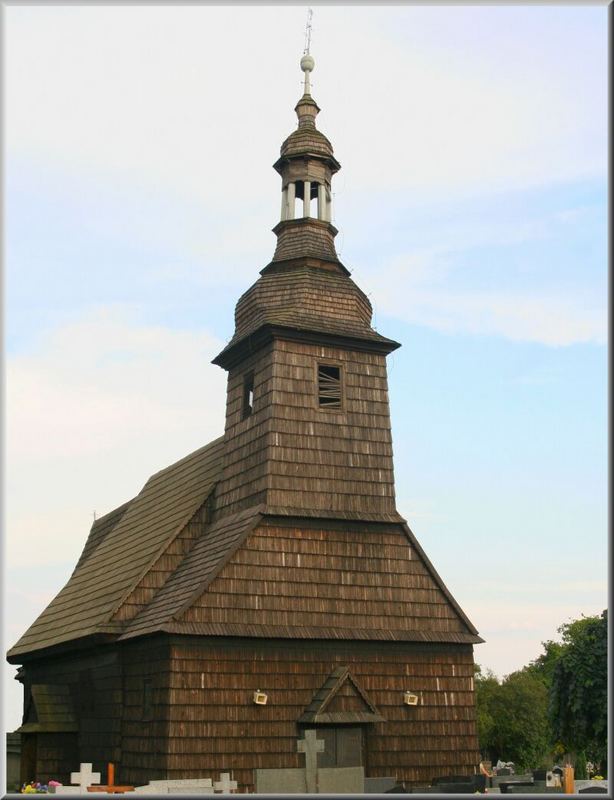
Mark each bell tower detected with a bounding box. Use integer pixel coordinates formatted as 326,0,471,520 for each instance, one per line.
212,54,402,522
271,54,340,266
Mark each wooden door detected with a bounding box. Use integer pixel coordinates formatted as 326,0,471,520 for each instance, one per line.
317,726,364,768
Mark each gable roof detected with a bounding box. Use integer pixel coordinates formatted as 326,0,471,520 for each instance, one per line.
298,666,385,724
7,437,225,661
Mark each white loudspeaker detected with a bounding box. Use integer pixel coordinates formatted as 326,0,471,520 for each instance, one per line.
253,690,268,705
403,691,419,706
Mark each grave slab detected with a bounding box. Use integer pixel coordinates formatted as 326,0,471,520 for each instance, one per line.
148,780,213,788
254,768,307,794
364,776,397,793
576,781,609,793
318,767,364,794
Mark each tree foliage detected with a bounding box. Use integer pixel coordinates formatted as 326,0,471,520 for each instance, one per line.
549,611,608,763
475,610,607,773
475,666,550,770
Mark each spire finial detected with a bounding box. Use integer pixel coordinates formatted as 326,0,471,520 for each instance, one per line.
300,8,314,96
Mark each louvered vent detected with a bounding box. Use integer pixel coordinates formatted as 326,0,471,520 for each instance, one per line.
318,365,341,409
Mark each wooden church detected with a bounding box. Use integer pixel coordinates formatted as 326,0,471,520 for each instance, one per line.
8,52,483,792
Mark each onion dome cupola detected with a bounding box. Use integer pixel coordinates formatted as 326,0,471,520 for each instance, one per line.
213,55,400,372
271,54,342,267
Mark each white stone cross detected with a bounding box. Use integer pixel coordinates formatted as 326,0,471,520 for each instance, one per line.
70,763,101,791
214,773,237,793
298,729,325,794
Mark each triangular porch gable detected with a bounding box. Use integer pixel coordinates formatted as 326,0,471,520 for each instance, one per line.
298,666,385,724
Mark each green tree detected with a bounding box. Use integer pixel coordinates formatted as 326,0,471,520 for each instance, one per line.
549,611,607,766
475,666,551,769
474,665,499,756
526,639,565,687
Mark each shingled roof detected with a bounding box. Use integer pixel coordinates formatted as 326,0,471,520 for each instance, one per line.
8,427,481,663
7,438,225,660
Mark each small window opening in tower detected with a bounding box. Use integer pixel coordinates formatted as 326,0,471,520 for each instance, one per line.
242,372,255,419
318,364,342,409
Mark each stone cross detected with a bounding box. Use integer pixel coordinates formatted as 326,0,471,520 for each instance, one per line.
70,764,101,791
213,773,237,793
297,729,325,794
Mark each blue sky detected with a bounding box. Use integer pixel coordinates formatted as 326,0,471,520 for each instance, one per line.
3,5,607,732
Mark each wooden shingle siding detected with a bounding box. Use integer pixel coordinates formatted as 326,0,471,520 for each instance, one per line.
272,220,340,263
163,639,479,791
178,522,471,638
17,649,124,784
119,639,171,786
216,340,398,518
229,266,381,347
120,508,262,640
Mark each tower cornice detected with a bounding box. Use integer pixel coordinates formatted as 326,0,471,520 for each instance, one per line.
212,324,400,371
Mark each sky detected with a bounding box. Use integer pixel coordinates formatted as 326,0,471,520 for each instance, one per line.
3,5,608,734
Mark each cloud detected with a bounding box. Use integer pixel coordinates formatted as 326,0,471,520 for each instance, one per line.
358,217,606,346
5,5,606,206
6,308,228,569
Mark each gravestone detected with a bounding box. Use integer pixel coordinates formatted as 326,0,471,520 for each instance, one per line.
364,776,397,793
318,767,364,794
71,764,101,791
213,773,237,793
576,781,609,794
254,767,364,795
133,778,215,794
297,729,324,794
48,763,108,795
254,768,306,794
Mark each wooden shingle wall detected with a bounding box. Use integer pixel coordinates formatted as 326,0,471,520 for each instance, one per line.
272,219,339,263
165,638,479,791
179,521,467,637
216,345,274,515
119,639,171,786
216,340,397,518
18,649,123,784
31,734,79,786
264,341,396,516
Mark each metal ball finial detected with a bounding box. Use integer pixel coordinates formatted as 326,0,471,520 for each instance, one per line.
300,54,315,73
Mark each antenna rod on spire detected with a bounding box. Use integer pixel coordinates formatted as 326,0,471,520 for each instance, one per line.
303,7,313,56
301,8,315,96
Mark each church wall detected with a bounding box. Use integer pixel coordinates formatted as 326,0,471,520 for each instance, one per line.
118,638,172,786
18,648,123,784
216,337,397,519
215,344,275,516
165,636,479,791
265,339,396,516
180,520,467,635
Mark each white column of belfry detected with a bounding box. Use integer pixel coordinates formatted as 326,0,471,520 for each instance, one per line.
287,182,296,220
281,186,288,221
303,180,311,218
317,183,326,220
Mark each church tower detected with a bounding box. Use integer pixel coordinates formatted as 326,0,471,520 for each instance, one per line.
213,54,401,521
8,51,482,793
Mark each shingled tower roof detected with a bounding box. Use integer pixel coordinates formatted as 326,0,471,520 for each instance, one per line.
214,56,398,371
